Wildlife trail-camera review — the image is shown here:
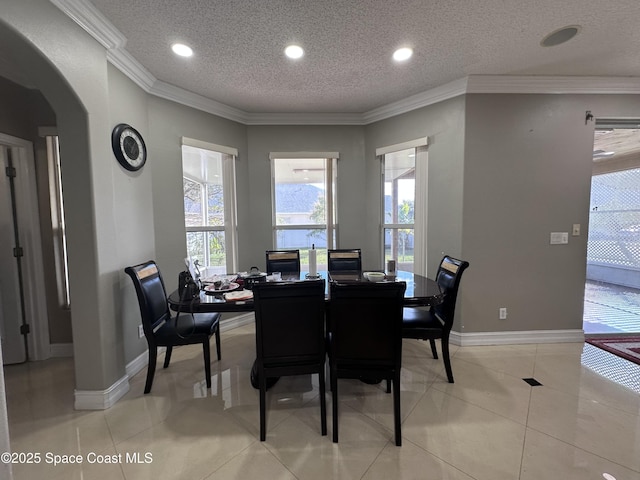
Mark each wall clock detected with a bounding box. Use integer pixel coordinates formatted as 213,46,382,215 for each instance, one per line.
111,123,147,172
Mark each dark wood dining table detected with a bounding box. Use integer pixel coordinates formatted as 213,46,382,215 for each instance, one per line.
168,269,443,313
168,270,443,389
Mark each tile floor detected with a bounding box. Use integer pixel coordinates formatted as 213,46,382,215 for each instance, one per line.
4,323,640,480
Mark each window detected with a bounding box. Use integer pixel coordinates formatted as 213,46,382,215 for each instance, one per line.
270,153,338,269
378,138,428,274
46,135,70,308
182,140,238,275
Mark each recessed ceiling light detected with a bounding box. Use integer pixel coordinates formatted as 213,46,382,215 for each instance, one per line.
541,25,581,47
285,45,304,59
393,47,413,62
171,43,193,57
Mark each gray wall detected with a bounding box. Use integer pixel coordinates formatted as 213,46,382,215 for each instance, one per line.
245,125,366,270
461,93,640,334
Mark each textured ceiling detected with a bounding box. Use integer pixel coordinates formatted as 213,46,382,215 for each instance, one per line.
75,0,640,113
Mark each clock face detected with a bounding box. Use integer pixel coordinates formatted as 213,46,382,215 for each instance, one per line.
111,124,147,171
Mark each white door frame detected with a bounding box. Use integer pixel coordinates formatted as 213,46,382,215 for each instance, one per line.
0,133,50,361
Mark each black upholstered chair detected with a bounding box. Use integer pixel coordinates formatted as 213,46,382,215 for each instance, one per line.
252,279,327,441
124,261,221,394
327,248,362,271
327,280,406,446
402,255,469,383
265,249,301,273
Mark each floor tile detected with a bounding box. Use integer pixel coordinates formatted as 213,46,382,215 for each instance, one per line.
403,388,527,480
527,386,640,471
521,428,640,480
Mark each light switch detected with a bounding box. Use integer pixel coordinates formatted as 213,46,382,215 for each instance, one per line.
550,232,569,244
572,224,580,236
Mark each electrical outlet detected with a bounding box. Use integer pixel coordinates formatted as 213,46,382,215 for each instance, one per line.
138,324,144,338
499,307,507,320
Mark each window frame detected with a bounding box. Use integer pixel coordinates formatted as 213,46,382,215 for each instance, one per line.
377,138,428,274
182,138,239,274
270,153,338,265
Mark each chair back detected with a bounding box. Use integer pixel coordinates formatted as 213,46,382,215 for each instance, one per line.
327,249,362,271
252,280,326,366
328,281,406,369
124,261,171,337
265,250,301,273
433,256,470,328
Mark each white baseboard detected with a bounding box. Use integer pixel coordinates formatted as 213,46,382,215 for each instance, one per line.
50,343,74,357
451,329,585,346
74,374,130,410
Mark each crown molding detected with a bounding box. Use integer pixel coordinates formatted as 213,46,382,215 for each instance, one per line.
244,112,365,125
54,1,640,126
466,75,640,95
362,78,468,124
106,48,155,91
149,81,248,124
51,0,126,49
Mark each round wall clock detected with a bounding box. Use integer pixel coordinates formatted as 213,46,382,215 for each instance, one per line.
111,123,147,171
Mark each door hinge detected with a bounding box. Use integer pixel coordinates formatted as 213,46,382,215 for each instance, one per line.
5,166,16,177
20,324,30,335
13,246,24,258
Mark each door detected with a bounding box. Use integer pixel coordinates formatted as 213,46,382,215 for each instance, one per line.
0,145,27,364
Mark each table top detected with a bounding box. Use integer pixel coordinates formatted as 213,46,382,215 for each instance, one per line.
168,270,443,313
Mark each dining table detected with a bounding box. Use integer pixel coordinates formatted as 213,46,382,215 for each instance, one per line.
168,269,443,389
168,269,443,313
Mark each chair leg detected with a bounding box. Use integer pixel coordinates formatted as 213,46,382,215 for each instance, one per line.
429,339,438,359
386,378,391,393
318,367,327,436
203,340,212,389
259,367,267,441
144,346,158,394
163,346,173,368
215,325,221,361
441,337,454,383
331,368,339,443
393,370,402,446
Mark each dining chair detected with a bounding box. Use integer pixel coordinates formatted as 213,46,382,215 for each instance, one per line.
265,249,301,273
327,248,362,271
402,255,469,383
252,279,327,441
327,280,406,446
124,260,221,394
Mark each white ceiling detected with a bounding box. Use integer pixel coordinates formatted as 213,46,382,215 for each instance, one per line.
65,0,640,118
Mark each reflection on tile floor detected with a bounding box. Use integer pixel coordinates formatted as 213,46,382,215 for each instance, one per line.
4,323,640,480
584,280,640,334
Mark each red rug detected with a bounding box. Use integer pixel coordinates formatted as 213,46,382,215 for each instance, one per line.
586,336,640,365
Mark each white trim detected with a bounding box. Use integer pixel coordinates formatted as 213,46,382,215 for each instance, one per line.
269,151,340,160
50,0,126,49
376,137,429,156
106,48,156,91
450,329,585,346
50,343,74,357
74,374,130,410
364,77,469,124
466,75,640,95
181,137,238,157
